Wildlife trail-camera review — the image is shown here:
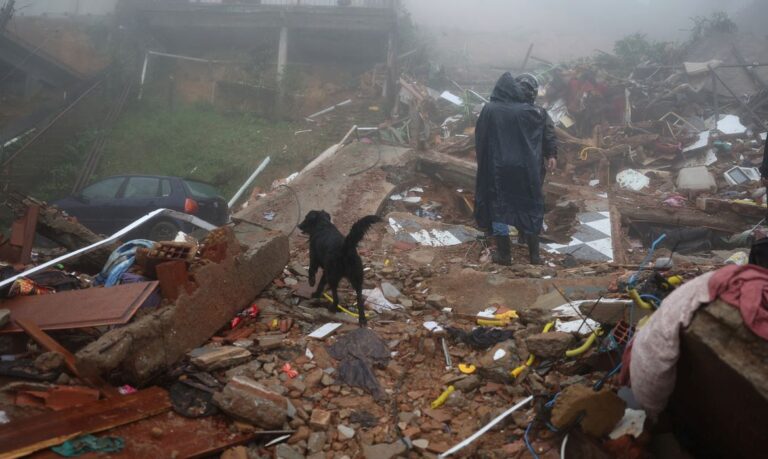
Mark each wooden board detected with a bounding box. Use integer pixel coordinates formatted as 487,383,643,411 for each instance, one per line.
28,413,291,459
14,318,120,398
0,387,170,458
0,282,159,333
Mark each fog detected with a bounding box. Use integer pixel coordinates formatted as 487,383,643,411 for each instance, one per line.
11,0,118,16
403,0,756,63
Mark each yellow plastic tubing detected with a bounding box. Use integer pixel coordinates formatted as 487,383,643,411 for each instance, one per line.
628,288,653,310
431,386,455,409
511,322,554,378
565,331,599,358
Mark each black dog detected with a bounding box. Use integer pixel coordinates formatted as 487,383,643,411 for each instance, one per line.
298,210,380,326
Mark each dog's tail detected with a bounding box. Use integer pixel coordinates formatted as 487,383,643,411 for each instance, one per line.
344,215,381,254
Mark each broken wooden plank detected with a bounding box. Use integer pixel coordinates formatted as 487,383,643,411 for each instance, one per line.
28,413,291,459
4,193,118,273
14,318,80,376
1,282,159,333
14,318,120,399
0,387,170,458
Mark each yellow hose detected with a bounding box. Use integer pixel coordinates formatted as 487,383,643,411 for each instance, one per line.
431,386,455,409
628,288,653,310
565,331,599,357
511,322,555,378
323,293,374,318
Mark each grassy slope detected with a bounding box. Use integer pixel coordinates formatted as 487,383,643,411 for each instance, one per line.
97,102,337,199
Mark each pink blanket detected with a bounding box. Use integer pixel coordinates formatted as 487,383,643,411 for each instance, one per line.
625,271,714,416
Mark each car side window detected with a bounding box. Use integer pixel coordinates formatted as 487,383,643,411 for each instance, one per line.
81,177,125,200
160,179,172,197
123,177,161,199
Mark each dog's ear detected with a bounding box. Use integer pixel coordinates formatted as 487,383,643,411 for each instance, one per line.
299,210,319,232
319,210,332,222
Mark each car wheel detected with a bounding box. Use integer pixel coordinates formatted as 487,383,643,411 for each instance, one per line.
148,220,179,241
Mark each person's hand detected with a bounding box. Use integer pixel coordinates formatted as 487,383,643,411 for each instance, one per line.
547,157,557,172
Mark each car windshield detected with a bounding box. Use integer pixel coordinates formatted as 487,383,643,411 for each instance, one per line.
184,180,222,199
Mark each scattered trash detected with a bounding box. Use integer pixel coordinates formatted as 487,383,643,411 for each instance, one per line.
609,409,647,440
616,169,650,192
308,323,342,339
51,435,125,457
363,288,403,313
263,211,276,222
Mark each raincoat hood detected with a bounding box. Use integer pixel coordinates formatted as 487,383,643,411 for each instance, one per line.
490,72,527,104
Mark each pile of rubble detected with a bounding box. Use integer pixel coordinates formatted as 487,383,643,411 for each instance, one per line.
1,27,767,459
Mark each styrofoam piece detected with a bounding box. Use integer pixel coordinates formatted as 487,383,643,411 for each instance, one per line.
609,409,647,440
308,323,343,339
554,318,601,335
440,91,464,106
616,169,650,191
683,131,710,153
715,114,748,136
551,299,633,318
424,321,445,333
677,166,717,191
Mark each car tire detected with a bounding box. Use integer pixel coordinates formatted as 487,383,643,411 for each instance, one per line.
148,220,179,242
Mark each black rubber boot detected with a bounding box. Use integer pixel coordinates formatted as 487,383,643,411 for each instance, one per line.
492,236,512,266
528,234,542,265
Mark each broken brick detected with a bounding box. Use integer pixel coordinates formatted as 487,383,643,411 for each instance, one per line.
310,408,332,430
213,376,293,429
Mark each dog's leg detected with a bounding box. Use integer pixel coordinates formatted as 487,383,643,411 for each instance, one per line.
350,274,367,327
308,257,318,287
329,279,341,314
312,273,327,299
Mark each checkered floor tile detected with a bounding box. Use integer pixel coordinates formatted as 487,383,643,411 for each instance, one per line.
546,211,613,262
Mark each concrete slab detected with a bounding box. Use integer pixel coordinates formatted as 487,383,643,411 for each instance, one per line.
237,142,412,237
76,226,288,384
425,270,616,314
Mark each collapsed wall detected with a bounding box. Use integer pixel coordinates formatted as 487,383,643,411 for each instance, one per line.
76,226,289,384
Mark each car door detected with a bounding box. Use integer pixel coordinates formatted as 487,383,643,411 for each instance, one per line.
118,176,164,225
70,177,127,234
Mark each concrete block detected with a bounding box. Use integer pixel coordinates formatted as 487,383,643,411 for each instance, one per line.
76,226,288,384
676,166,717,193
190,346,252,371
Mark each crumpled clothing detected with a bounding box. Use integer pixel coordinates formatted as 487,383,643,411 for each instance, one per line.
621,271,714,417
51,435,124,457
708,264,768,340
93,240,154,287
446,326,515,350
328,328,390,400
7,278,54,298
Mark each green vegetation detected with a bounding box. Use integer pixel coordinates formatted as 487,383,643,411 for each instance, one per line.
95,101,335,199
689,11,738,42
593,33,672,76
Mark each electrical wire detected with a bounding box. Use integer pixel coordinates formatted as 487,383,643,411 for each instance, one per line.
348,135,382,177
640,293,662,307
524,422,540,459
628,233,667,287
560,433,569,459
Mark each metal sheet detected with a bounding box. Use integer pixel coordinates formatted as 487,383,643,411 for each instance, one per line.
0,282,159,333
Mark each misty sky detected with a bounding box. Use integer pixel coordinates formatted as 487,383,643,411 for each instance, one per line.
402,0,756,61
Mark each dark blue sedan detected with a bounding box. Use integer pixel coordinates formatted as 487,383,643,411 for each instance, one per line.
55,175,229,240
